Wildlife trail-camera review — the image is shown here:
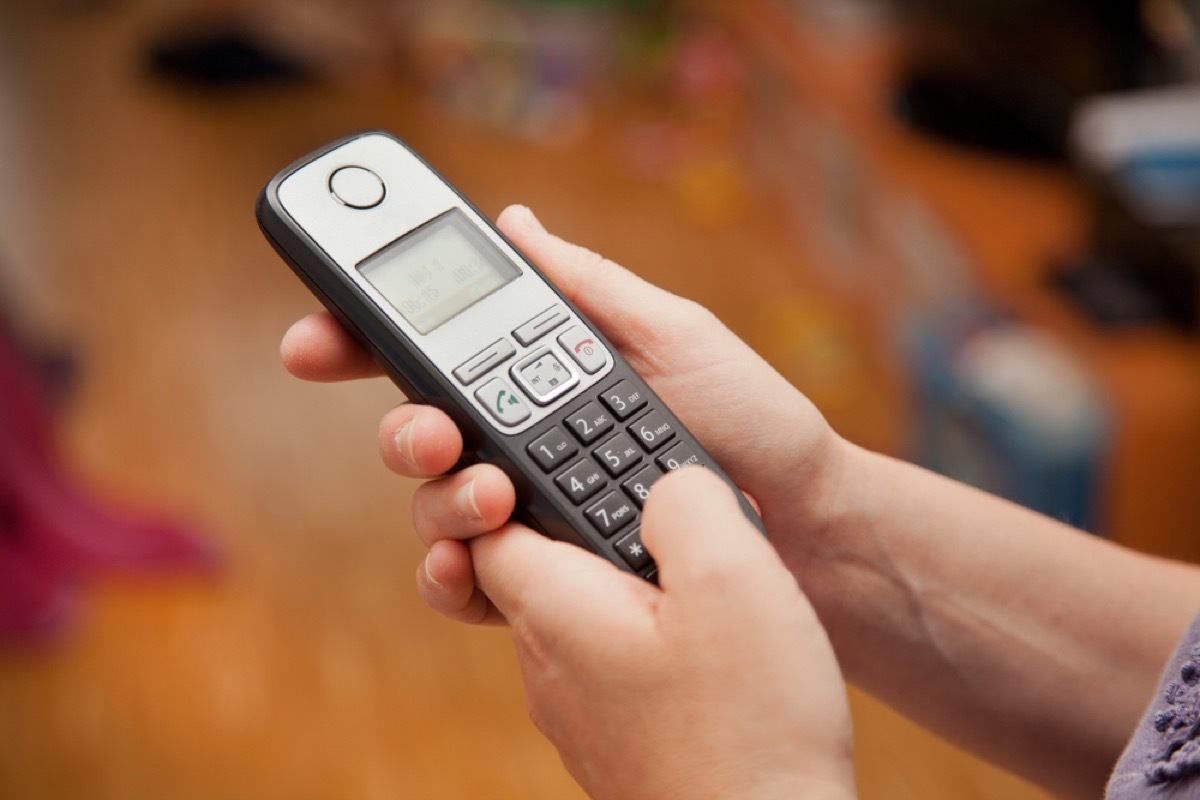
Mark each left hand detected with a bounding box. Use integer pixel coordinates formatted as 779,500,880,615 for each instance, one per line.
472,467,857,800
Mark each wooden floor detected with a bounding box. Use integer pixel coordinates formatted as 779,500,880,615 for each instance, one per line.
0,5,1053,799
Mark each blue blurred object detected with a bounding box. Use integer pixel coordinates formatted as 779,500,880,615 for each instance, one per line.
908,318,1110,533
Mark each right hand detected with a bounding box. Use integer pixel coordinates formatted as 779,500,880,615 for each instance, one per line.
280,205,848,623
468,467,857,800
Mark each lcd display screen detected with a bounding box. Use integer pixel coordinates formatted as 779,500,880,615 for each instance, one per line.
358,209,520,334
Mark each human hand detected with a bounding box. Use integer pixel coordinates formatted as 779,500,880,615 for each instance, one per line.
280,205,849,623
471,467,857,800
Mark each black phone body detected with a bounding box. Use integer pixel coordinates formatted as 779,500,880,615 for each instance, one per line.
257,131,764,580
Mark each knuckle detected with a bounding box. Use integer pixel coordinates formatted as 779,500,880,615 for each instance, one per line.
410,479,454,545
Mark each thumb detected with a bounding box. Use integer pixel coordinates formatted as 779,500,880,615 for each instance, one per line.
640,467,784,599
495,205,684,354
470,523,653,632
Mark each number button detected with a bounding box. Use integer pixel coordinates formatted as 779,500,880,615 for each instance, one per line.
656,441,702,472
629,409,676,451
621,464,663,507
599,380,647,420
565,402,614,444
527,427,578,472
615,527,653,571
555,460,607,505
593,432,642,478
584,491,638,539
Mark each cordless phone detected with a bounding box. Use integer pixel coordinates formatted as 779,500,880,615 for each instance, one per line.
257,131,764,581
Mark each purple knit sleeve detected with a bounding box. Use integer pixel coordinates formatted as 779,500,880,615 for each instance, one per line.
1108,613,1200,799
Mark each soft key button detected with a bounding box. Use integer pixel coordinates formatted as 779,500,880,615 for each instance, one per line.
513,305,570,346
558,326,608,374
453,339,516,386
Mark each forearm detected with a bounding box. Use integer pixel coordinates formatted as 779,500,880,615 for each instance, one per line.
776,442,1200,797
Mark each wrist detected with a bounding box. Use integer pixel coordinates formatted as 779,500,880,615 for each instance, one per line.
759,419,865,569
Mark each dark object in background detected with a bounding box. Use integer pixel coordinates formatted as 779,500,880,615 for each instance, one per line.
891,0,1159,160
898,0,1157,95
889,0,1199,331
893,68,1072,161
1052,181,1199,330
146,25,312,90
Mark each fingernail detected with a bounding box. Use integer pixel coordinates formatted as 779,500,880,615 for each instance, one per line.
394,418,418,471
455,478,484,523
423,552,443,589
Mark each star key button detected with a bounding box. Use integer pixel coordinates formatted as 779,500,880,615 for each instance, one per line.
615,527,653,571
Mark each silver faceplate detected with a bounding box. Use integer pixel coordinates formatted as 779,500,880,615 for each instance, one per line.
274,133,613,435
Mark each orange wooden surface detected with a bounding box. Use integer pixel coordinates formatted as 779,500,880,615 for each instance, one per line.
9,3,1192,798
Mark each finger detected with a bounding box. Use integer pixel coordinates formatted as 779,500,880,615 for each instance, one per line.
280,312,384,382
471,524,655,633
639,467,783,598
411,463,517,548
495,206,687,355
416,539,505,625
379,403,464,478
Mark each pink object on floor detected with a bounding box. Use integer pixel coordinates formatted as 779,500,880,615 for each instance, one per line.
0,317,217,642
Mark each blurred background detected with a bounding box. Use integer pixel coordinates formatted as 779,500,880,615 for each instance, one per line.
1,0,1198,797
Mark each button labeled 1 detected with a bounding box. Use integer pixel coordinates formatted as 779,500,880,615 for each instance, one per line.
475,377,532,427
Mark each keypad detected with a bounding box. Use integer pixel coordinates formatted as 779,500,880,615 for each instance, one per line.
522,380,708,576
